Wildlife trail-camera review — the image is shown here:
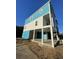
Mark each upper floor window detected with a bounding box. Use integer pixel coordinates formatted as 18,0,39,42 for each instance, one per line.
35,21,37,26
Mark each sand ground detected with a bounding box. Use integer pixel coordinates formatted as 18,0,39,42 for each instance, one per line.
16,40,63,59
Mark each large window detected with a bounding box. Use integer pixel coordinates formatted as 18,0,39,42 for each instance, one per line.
43,14,50,26
34,29,42,42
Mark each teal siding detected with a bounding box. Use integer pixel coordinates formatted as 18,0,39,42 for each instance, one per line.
22,31,30,39
25,1,50,24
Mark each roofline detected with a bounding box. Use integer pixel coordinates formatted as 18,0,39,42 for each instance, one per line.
25,1,49,20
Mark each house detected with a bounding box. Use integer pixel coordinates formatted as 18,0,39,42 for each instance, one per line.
22,1,59,48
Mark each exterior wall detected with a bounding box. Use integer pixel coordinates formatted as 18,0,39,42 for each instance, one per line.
25,1,50,25
24,16,43,31
22,1,51,39
22,31,30,39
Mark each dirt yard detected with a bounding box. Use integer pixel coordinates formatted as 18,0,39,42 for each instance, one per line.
16,39,63,59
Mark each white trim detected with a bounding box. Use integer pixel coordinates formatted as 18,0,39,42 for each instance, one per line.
23,25,51,31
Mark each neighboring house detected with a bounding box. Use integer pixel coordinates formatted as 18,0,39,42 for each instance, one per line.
22,1,59,48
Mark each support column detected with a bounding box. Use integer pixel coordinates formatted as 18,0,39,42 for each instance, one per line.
42,28,43,44
33,30,35,41
48,1,54,48
56,34,59,41
50,27,54,47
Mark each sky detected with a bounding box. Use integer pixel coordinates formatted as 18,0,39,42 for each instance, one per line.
16,0,63,33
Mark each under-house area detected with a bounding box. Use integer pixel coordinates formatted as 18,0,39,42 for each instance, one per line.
32,27,52,46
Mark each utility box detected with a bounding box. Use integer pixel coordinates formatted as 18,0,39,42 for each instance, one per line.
43,34,48,41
